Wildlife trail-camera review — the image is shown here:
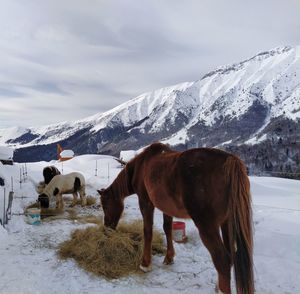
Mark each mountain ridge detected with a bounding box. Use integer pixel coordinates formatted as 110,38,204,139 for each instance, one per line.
1,45,300,176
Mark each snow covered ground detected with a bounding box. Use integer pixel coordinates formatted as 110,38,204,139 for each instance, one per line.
0,155,299,294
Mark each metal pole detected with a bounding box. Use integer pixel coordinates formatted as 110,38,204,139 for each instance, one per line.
3,188,6,227
95,160,98,176
108,163,110,180
11,177,14,192
22,165,25,182
19,168,22,189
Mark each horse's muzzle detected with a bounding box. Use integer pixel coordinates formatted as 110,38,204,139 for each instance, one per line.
38,194,49,208
104,219,117,230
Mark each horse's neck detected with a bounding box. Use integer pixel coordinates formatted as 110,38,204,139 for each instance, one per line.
110,169,131,199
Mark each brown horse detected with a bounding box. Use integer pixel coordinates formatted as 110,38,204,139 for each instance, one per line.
98,142,253,294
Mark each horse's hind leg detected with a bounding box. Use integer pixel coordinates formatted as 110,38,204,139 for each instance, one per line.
221,221,232,266
195,222,231,294
74,177,86,206
138,195,154,272
79,187,87,206
163,213,175,265
71,192,78,207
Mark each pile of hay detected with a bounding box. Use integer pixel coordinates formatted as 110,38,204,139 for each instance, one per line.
58,220,166,278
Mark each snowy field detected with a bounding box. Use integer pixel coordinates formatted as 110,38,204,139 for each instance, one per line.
0,155,299,294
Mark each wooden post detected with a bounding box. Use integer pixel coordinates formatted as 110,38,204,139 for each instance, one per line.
95,160,98,176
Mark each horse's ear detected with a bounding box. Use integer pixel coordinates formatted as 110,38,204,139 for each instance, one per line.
97,189,105,196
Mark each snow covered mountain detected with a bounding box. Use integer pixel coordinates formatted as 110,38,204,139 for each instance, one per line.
1,45,300,175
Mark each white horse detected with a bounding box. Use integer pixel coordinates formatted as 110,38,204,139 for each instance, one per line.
38,172,87,209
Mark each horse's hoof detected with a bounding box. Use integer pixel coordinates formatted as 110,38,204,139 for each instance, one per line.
139,264,152,273
214,283,226,294
163,258,174,265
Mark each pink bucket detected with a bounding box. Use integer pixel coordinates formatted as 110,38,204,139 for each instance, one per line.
172,221,187,243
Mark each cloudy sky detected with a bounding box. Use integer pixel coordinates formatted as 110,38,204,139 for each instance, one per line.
1,0,299,128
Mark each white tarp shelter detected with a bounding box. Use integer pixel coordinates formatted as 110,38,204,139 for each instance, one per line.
119,150,137,162
0,146,14,162
60,150,74,158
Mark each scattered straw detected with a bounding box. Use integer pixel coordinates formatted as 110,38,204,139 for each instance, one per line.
25,202,64,219
63,195,97,206
25,195,98,220
85,195,97,206
74,214,102,225
58,220,165,279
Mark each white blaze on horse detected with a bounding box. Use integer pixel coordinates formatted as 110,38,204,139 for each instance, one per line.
38,172,87,209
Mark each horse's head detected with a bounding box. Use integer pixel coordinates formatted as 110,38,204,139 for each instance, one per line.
38,193,49,208
98,188,124,229
35,181,46,194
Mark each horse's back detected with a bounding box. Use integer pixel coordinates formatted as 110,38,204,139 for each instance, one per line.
51,172,85,190
181,147,229,162
66,172,85,183
178,148,231,177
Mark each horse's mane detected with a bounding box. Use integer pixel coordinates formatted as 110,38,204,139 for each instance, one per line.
131,142,173,163
142,142,173,154
108,165,133,199
109,143,173,199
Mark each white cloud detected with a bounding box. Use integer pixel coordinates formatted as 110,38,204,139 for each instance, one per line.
0,0,299,127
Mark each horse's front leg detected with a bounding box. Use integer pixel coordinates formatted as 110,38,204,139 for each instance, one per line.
163,213,175,265
139,197,154,272
56,193,64,209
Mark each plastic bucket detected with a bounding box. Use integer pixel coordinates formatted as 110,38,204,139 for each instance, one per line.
172,221,187,243
26,208,41,225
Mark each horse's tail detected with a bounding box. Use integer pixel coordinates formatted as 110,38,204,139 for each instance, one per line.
224,156,254,294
